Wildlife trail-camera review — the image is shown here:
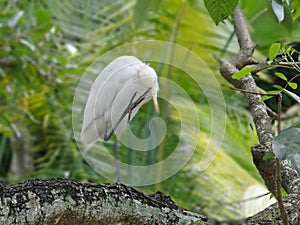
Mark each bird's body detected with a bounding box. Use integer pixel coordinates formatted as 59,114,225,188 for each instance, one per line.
81,56,159,145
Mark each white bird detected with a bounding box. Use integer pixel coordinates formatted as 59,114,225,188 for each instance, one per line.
81,55,159,145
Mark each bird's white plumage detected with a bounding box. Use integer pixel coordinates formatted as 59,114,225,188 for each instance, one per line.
81,56,159,145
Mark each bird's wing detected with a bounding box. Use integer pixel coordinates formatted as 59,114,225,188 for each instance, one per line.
108,81,151,139
81,56,147,145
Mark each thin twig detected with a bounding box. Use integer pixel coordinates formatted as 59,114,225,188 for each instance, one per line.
227,86,278,96
277,93,282,134
267,104,300,121
275,93,289,225
252,61,300,74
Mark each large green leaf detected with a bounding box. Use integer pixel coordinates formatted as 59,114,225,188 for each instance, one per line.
272,127,300,159
272,128,300,174
204,0,238,25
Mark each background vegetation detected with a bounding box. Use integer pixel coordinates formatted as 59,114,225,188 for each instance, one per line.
0,0,299,220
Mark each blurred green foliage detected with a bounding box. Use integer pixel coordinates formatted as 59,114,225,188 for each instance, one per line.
0,0,86,181
0,0,299,221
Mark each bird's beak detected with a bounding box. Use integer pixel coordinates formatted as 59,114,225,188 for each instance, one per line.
152,94,159,113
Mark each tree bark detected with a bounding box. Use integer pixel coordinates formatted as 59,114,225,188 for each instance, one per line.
0,178,299,225
0,178,212,225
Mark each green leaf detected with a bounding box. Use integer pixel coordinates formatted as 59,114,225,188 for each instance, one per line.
232,66,254,79
272,128,300,159
263,151,275,160
269,43,281,61
288,82,298,89
291,0,300,21
272,128,300,174
273,84,283,90
267,89,282,95
34,9,52,26
261,89,282,101
261,95,273,101
33,9,53,41
204,0,238,25
294,122,300,128
274,72,287,81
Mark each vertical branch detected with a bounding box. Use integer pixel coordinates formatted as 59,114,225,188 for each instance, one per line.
231,5,253,52
219,4,300,224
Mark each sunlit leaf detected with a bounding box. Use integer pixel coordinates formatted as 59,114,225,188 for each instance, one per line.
267,89,282,95
291,0,300,21
232,66,254,79
263,151,275,160
274,71,287,81
261,95,273,101
288,81,298,89
261,89,281,101
269,43,281,61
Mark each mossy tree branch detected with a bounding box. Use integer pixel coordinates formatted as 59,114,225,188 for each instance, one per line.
1,178,299,225
0,178,212,225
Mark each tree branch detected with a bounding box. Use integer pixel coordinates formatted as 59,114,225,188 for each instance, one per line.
219,5,300,224
0,178,212,225
231,5,256,69
1,178,299,225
